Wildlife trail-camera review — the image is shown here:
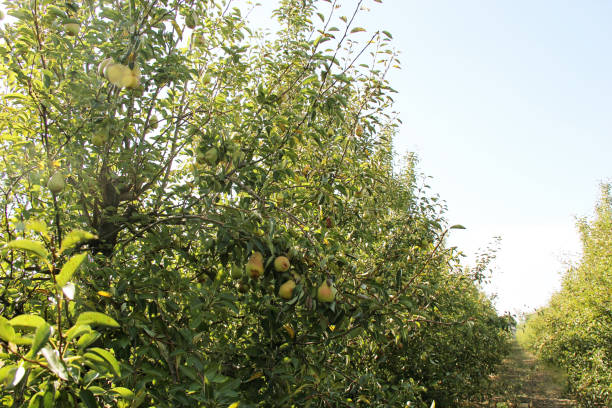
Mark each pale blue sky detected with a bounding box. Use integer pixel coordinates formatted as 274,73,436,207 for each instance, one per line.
359,0,612,312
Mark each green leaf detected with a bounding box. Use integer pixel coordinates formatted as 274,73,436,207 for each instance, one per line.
9,314,47,330
0,316,15,342
56,252,88,287
79,389,98,408
450,224,466,230
88,347,121,377
5,239,48,259
27,322,52,357
25,220,49,239
65,324,92,343
77,331,101,349
40,346,69,380
350,27,366,34
75,312,119,328
59,230,96,254
110,387,134,400
0,365,17,386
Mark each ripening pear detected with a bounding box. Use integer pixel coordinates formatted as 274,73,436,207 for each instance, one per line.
245,251,264,279
317,279,336,302
105,63,132,88
47,172,65,194
278,280,296,300
274,256,291,272
64,22,80,36
355,124,364,137
125,65,141,89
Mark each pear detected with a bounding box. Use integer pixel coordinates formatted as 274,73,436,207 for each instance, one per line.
98,58,114,77
64,22,80,36
278,279,296,299
185,13,197,29
105,63,132,88
355,124,364,137
317,279,336,303
230,263,242,279
125,65,141,89
274,256,291,272
245,251,264,279
92,131,108,147
204,147,218,166
47,172,65,194
149,115,159,130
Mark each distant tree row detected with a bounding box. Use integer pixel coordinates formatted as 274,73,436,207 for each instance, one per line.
518,184,611,407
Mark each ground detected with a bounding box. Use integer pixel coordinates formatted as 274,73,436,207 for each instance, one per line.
471,340,577,408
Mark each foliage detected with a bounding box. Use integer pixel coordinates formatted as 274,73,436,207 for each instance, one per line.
519,184,612,407
0,0,512,406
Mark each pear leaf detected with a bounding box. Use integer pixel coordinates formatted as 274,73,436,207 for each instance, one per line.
27,322,52,357
109,387,134,399
59,230,97,254
88,347,121,377
0,316,15,342
75,312,119,328
41,346,69,380
79,389,98,408
65,324,92,343
56,252,88,287
5,239,48,259
9,314,47,330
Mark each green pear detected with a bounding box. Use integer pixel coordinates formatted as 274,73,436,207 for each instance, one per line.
230,263,242,279
92,128,108,147
185,13,197,29
47,172,65,194
245,251,264,279
204,147,218,166
278,279,296,300
274,256,291,272
64,22,80,36
317,279,336,303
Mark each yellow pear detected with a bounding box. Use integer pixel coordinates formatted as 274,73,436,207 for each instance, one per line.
355,124,364,137
125,65,141,89
278,279,296,299
47,172,65,194
245,251,264,279
273,256,290,272
317,279,336,303
105,63,132,88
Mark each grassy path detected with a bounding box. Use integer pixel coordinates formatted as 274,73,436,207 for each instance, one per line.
473,340,577,408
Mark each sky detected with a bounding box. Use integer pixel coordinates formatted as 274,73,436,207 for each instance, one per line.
2,1,610,314
353,0,612,313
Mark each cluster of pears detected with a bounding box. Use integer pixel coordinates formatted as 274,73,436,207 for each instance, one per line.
98,58,141,89
240,251,337,303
